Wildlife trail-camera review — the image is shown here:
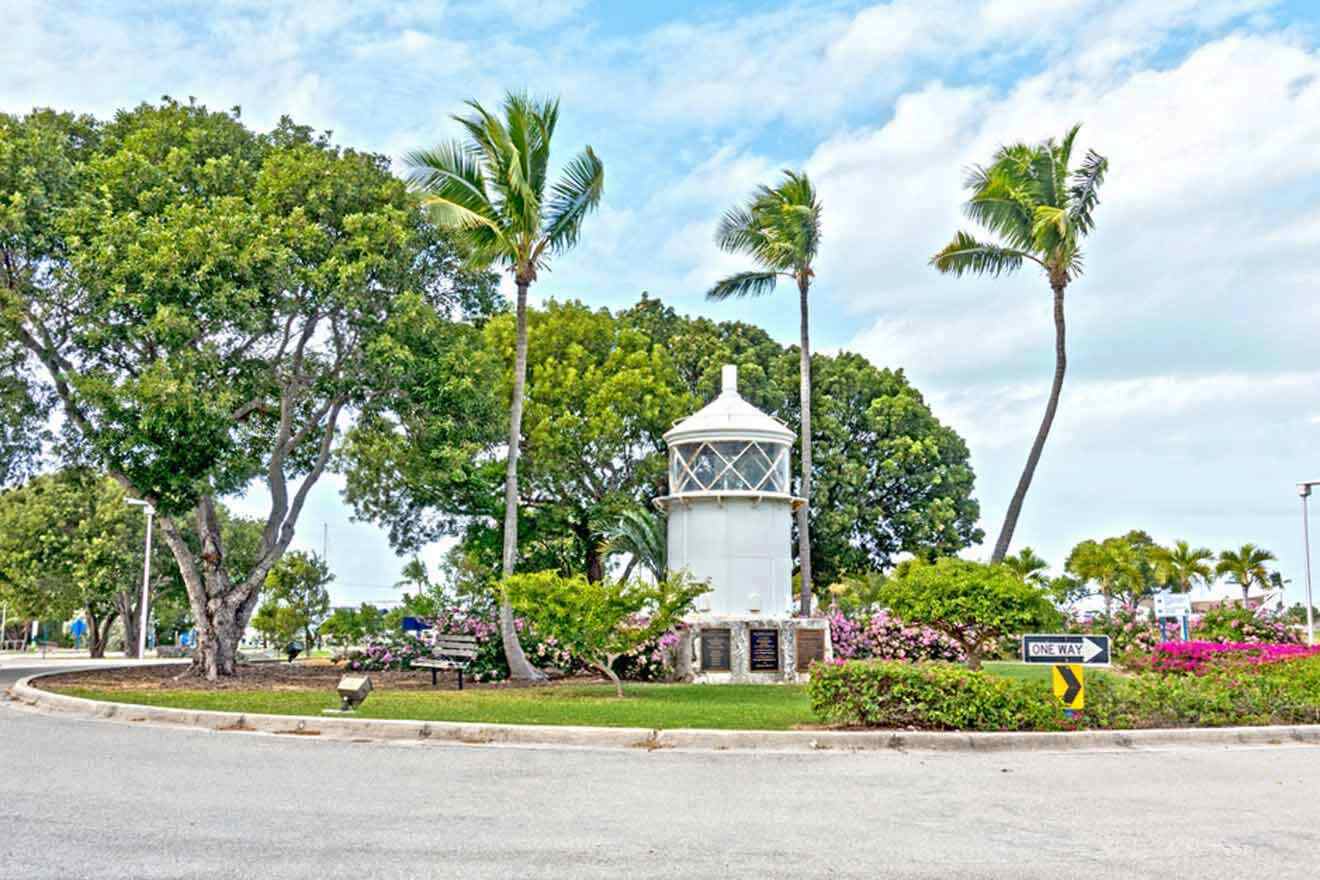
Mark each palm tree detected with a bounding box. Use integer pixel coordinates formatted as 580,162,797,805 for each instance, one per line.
1151,540,1214,593
604,508,666,581
707,170,822,616
407,92,604,680
1216,544,1277,605
932,126,1108,563
1003,546,1049,586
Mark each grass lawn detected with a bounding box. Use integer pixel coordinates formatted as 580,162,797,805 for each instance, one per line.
53,683,818,730
982,661,1116,686
51,663,1102,731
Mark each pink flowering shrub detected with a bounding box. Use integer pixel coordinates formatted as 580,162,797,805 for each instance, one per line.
828,610,965,663
1148,640,1320,674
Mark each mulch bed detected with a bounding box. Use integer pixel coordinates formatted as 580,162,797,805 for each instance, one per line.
38,660,593,693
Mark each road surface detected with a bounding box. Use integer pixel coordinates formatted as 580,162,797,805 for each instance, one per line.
1,678,1317,879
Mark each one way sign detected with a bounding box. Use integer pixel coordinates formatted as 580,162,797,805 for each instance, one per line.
1021,634,1111,666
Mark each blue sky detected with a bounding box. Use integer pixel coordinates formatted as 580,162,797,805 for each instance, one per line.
9,0,1320,607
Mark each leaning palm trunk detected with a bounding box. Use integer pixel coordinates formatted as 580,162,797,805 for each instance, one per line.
992,279,1067,563
796,276,814,615
500,281,545,681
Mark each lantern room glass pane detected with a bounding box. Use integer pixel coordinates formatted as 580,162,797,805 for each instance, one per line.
670,440,791,494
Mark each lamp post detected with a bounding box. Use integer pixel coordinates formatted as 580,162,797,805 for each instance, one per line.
126,498,155,660
1299,482,1318,647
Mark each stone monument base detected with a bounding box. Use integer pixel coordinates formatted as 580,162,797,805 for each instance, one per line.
673,616,832,684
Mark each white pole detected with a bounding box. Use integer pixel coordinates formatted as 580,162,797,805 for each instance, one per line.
1,602,7,648
1303,491,1315,647
138,507,154,660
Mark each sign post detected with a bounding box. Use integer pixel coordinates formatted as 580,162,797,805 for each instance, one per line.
1022,634,1111,717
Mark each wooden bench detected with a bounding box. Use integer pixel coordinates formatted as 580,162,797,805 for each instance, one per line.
411,634,479,689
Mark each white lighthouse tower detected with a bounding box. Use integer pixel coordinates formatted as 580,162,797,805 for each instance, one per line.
657,364,831,682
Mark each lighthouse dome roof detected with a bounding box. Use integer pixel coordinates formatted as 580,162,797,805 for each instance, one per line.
664,365,795,445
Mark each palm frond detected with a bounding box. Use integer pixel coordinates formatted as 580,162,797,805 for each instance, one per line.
543,145,604,254
706,270,781,301
1068,148,1108,235
604,508,667,581
405,142,503,243
930,231,1030,278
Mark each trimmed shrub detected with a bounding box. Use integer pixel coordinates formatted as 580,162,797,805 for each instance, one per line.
808,660,1065,731
1086,655,1320,728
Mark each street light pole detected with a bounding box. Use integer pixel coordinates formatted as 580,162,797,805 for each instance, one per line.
1300,482,1317,647
127,499,155,660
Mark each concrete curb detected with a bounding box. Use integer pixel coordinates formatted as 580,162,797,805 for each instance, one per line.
11,669,1320,753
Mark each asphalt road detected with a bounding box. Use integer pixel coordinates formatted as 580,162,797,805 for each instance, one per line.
2,690,1318,880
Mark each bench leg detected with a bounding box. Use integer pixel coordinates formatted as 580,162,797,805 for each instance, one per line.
431,667,438,687
458,668,464,691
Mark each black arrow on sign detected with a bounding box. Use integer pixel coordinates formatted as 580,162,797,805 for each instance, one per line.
1057,665,1082,704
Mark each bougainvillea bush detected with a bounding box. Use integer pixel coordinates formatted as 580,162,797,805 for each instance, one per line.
1147,640,1320,674
828,611,965,663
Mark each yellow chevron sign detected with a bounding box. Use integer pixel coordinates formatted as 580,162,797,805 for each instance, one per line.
1052,664,1084,709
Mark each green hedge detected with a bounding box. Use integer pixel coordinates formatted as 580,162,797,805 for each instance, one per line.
809,656,1320,731
808,660,1065,731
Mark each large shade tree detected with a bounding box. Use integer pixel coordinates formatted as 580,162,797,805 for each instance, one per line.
0,100,490,678
620,296,982,588
707,171,823,615
343,299,692,587
406,93,603,680
932,125,1108,563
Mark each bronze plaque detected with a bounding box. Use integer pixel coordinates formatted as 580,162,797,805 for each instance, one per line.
700,629,731,671
749,628,780,671
796,629,825,671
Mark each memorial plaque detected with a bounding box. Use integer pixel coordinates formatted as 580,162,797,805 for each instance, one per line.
700,628,731,671
749,628,780,671
796,629,825,671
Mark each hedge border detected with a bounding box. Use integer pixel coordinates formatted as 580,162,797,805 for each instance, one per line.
10,668,1320,753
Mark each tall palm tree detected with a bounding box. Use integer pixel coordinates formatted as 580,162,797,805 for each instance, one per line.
1216,543,1277,605
407,92,604,680
932,126,1108,563
603,508,666,582
707,170,822,616
1003,546,1049,586
1151,540,1214,594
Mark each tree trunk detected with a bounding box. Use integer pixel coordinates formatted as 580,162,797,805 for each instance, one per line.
991,278,1068,563
599,658,624,698
965,649,982,671
796,275,814,616
499,278,545,681
117,591,141,659
85,608,116,659
1242,584,1251,605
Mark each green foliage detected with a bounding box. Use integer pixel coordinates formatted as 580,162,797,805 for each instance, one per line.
251,602,303,649
1086,656,1320,728
708,169,820,298
501,571,708,695
0,470,136,653
877,558,1060,669
318,604,386,647
604,508,667,581
406,92,603,282
1065,530,1158,613
808,660,1065,731
1003,547,1049,585
1,99,495,677
262,551,333,648
1150,540,1214,593
931,124,1108,286
1215,543,1277,602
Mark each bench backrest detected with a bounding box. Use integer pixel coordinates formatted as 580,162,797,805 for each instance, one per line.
432,633,480,659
